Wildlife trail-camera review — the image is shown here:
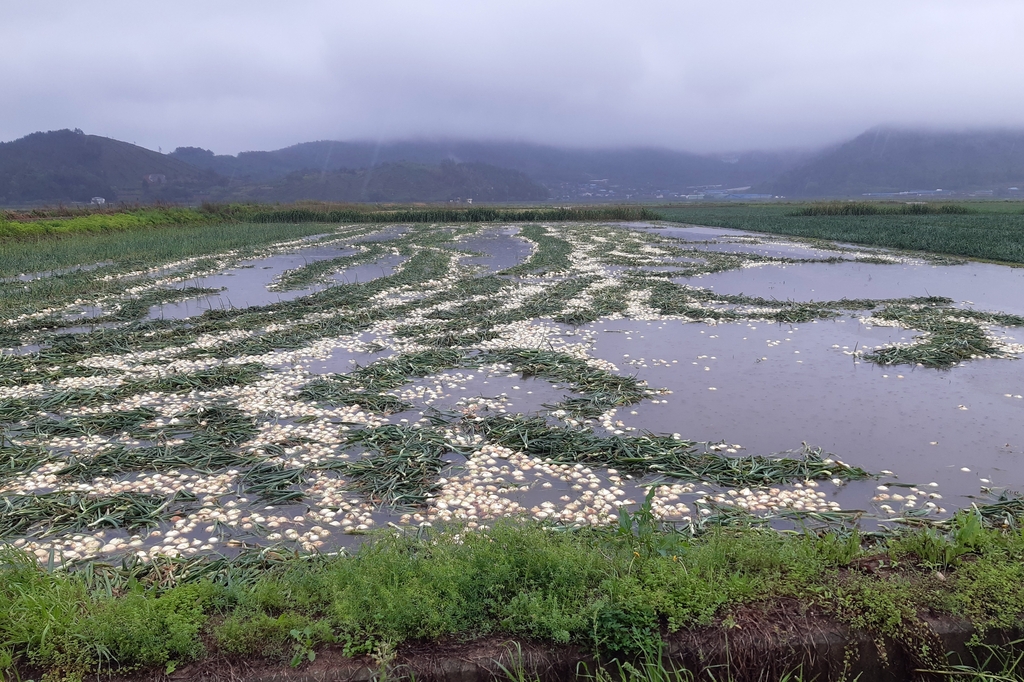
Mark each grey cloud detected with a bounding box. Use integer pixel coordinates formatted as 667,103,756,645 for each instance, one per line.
2,0,1023,154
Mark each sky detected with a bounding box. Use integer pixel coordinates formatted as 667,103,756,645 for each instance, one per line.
3,1,1024,156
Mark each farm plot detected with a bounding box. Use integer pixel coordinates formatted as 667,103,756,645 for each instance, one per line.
2,220,1023,566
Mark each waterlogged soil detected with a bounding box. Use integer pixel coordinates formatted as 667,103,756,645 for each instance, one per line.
2,220,1023,565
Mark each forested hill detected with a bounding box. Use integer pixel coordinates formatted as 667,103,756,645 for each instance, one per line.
170,140,797,192
8,127,1024,205
227,160,549,203
0,129,211,204
760,128,1024,197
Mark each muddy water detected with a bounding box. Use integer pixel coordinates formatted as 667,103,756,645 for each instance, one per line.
150,249,404,319
458,228,533,272
587,316,1024,513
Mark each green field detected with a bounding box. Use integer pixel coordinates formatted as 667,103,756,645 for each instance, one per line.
654,202,1024,265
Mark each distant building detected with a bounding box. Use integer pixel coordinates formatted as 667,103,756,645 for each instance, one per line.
144,174,167,184
90,197,106,205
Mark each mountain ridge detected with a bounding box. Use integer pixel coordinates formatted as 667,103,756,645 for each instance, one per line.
5,127,1024,206
759,127,1024,197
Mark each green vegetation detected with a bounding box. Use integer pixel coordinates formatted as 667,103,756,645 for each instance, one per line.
470,415,867,486
0,202,658,245
0,207,212,241
4,504,1024,679
654,202,1024,264
795,201,976,216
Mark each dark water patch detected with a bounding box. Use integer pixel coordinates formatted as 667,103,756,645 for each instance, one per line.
148,247,406,319
458,229,534,273
691,241,856,260
686,260,1024,316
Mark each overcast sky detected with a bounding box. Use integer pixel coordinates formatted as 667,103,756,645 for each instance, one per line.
3,1,1023,155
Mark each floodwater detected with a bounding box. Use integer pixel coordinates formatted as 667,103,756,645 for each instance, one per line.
585,313,1024,515
7,220,1024,562
458,228,533,272
286,222,1024,519
150,248,405,319
690,260,1024,316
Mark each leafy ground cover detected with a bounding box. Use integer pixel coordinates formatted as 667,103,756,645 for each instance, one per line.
654,202,1024,264
3,505,1024,680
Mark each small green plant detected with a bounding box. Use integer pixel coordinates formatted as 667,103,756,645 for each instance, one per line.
288,626,317,668
893,509,987,568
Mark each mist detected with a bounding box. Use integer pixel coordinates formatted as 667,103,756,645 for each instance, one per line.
3,1,1023,155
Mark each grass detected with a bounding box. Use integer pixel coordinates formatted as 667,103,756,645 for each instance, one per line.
0,207,214,241
654,202,1024,264
0,203,658,246
794,201,976,216
4,505,1024,679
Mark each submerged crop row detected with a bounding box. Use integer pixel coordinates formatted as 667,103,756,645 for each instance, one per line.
0,219,1021,574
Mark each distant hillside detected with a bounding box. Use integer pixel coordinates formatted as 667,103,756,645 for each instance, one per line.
172,140,800,198
228,160,549,203
762,128,1024,197
0,129,213,205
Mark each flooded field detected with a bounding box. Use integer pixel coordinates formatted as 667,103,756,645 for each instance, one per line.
2,220,1022,566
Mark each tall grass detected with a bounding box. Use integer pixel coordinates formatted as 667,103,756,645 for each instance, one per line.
794,201,975,216
0,207,212,241
204,202,659,225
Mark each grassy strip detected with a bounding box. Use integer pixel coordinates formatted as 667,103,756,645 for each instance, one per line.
3,506,1024,678
0,444,52,486
0,203,658,245
270,243,390,291
654,203,1024,264
865,305,1024,368
0,208,214,241
502,224,574,274
207,203,659,226
241,463,306,504
478,348,650,416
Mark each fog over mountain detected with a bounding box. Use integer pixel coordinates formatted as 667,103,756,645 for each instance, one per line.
759,128,1024,198
3,2,1024,156
3,126,1024,206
